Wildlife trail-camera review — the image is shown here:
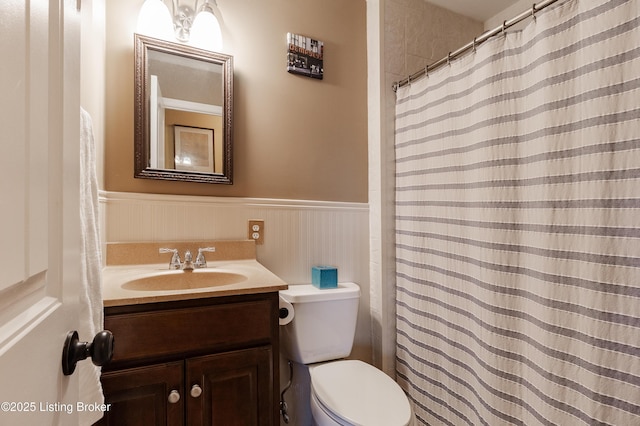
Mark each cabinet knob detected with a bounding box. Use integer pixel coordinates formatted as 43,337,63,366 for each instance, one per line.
168,390,180,404
190,384,203,398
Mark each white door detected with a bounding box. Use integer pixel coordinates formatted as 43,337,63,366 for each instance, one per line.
150,75,167,169
0,0,84,424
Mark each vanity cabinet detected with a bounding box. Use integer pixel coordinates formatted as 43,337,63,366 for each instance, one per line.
95,292,279,426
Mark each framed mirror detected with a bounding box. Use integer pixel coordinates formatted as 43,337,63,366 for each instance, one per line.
134,34,233,184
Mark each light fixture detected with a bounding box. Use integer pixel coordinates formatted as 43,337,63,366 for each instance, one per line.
190,0,223,51
137,0,223,51
136,0,174,41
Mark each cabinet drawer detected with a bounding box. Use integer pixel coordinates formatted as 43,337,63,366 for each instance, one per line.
105,298,274,368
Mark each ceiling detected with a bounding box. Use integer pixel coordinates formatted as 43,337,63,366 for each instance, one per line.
426,0,520,22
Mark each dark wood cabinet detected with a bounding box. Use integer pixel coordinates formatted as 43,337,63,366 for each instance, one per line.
97,362,184,426
187,346,273,425
95,292,279,426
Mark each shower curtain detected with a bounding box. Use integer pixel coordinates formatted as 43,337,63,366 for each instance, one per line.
394,1,640,425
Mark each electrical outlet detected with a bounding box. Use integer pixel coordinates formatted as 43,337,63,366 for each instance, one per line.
248,220,265,245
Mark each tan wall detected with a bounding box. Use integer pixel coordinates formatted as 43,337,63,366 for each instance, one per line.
105,0,367,202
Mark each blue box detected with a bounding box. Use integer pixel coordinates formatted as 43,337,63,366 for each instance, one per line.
312,266,338,289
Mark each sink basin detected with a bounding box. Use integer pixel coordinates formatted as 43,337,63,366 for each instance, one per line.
122,269,248,291
102,256,288,306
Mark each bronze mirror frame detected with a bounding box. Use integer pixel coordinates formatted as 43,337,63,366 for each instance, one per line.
134,34,234,184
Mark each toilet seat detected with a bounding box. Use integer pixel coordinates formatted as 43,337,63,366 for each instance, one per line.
309,360,412,426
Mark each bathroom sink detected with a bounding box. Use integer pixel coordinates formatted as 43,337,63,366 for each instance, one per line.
102,255,288,306
122,269,248,291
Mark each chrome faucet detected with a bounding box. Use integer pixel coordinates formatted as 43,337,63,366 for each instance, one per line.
182,250,195,271
195,247,216,268
159,247,216,270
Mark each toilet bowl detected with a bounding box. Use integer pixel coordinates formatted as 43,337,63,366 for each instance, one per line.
279,283,413,426
309,360,413,426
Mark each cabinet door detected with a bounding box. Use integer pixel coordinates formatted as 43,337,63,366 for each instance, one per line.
96,362,184,426
186,346,275,426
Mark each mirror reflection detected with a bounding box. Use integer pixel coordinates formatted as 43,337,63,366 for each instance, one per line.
134,34,233,184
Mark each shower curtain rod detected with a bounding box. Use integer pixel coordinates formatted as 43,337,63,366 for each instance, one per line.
392,0,560,92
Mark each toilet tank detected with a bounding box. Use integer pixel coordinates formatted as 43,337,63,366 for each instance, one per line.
280,282,360,364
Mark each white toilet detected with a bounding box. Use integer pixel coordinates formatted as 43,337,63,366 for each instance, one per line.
279,282,413,426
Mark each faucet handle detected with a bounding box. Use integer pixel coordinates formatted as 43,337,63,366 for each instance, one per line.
195,247,216,268
159,248,181,270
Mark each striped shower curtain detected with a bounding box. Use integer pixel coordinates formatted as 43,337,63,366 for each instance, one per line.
394,1,640,425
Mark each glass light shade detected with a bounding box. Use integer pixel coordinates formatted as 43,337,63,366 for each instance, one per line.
189,10,223,51
136,0,174,41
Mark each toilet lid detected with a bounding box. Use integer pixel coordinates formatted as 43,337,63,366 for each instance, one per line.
310,360,412,426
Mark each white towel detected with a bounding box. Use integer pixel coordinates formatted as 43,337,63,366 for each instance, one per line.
78,107,105,425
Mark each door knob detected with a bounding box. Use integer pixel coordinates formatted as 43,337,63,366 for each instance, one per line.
62,330,114,376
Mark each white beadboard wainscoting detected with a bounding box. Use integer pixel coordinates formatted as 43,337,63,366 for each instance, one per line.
99,191,372,360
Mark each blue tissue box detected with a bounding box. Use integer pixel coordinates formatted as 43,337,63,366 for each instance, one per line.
312,266,338,289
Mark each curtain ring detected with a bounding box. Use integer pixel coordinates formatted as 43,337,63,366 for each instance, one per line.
447,52,452,66
425,64,429,77
502,20,507,36
472,37,477,53
531,3,537,21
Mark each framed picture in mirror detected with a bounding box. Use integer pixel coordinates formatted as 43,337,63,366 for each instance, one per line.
174,125,214,173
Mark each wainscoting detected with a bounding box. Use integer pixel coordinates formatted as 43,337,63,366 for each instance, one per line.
99,191,372,360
